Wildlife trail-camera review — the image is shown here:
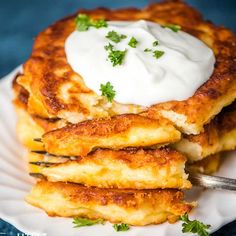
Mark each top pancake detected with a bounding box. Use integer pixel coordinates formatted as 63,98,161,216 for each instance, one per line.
17,1,236,135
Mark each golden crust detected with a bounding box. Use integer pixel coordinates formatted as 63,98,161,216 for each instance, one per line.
28,148,191,189
12,75,29,110
173,101,236,161
42,114,181,156
17,1,236,135
26,180,194,226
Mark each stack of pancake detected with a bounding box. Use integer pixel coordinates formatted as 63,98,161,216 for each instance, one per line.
12,1,236,226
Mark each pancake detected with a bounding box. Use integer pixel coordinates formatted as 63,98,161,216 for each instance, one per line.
173,101,236,161
17,1,236,135
41,99,236,157
27,148,191,189
42,114,181,157
26,180,194,226
28,151,221,178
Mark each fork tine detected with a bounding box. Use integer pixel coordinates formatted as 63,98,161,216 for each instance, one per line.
33,138,42,142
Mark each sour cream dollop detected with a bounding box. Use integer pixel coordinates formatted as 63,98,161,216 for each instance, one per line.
65,20,215,107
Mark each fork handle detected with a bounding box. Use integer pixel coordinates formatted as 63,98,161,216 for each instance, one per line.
188,172,236,191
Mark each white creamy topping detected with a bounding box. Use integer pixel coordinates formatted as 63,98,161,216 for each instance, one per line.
65,20,215,107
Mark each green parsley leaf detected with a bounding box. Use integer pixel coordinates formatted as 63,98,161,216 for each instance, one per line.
104,43,114,51
153,50,165,59
73,217,105,227
144,48,152,52
128,37,138,48
106,31,127,43
104,43,127,66
75,14,90,31
91,18,108,29
113,223,130,232
180,213,211,236
100,82,116,102
108,49,127,66
152,40,159,46
104,43,126,66
162,24,181,32
75,14,107,31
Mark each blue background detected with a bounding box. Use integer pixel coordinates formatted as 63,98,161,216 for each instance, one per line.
0,0,236,235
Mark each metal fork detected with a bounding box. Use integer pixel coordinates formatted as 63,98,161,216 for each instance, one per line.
188,171,236,191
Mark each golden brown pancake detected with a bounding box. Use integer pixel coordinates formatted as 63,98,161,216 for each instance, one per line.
173,101,236,161
26,180,194,226
17,1,236,135
27,148,191,189
42,114,181,157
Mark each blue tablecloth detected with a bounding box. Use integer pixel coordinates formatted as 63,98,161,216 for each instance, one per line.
0,0,235,235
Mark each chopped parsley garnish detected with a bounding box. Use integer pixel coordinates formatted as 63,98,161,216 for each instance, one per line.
105,42,113,51
105,43,127,66
144,48,165,59
153,50,165,59
144,48,152,52
113,223,130,232
180,213,211,236
104,43,114,51
75,14,107,31
93,19,108,29
100,82,116,102
162,24,181,32
108,49,127,66
73,217,105,227
128,37,138,48
152,40,159,46
106,30,127,43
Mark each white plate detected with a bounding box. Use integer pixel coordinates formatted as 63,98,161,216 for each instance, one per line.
0,67,236,236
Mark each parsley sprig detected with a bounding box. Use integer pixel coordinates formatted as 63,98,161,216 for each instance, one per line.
162,24,181,32
180,213,211,236
153,50,165,59
100,82,116,102
128,37,138,48
105,43,127,66
73,217,105,227
75,14,107,31
113,223,130,232
106,30,127,43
